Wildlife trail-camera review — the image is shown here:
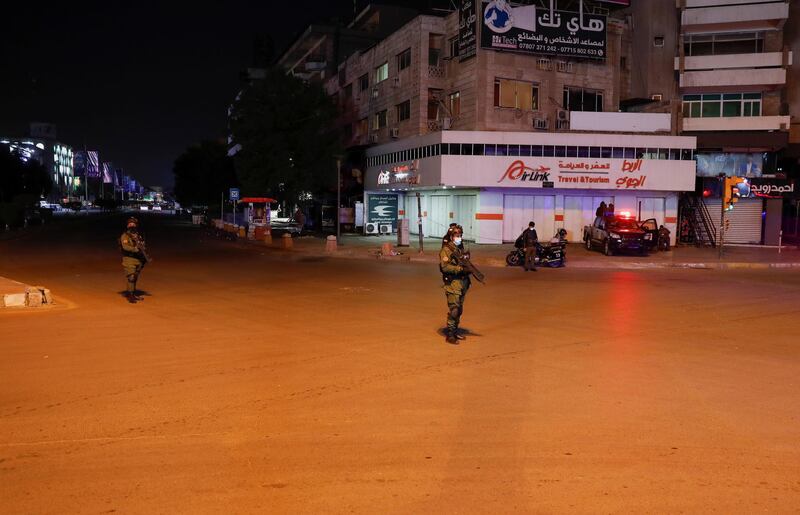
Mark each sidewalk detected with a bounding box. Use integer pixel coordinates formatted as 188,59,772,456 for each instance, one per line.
256,233,800,270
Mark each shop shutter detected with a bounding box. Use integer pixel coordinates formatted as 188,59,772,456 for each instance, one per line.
453,195,477,241
704,198,763,244
430,195,450,239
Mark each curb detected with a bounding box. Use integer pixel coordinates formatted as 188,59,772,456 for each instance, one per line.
0,279,54,309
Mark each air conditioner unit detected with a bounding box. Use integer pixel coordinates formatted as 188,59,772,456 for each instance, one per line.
557,109,570,121
536,58,552,71
372,87,379,99
365,222,380,235
379,224,392,234
390,127,399,138
442,117,452,130
369,134,378,144
650,94,663,101
556,61,573,73
533,118,548,130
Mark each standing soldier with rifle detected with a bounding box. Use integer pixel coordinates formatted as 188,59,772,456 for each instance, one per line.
439,225,484,344
120,217,150,304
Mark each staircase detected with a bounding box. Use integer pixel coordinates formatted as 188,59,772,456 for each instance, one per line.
679,193,717,247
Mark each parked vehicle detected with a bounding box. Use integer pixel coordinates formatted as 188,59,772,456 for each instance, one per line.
506,229,567,267
270,217,303,236
583,213,653,256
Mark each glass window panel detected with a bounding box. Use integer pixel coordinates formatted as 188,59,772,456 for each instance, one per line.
441,144,450,155
702,94,721,101
658,148,669,160
690,103,701,117
484,144,496,156
519,145,531,156
636,148,646,159
722,93,742,100
670,149,681,160
589,147,601,158
542,145,555,157
577,146,589,158
752,102,760,116
624,148,636,159
722,101,741,117
612,147,624,159
702,102,721,117
499,80,516,108
600,147,612,158
566,146,578,157
683,94,701,101
473,144,484,156
681,149,693,160
531,145,543,157
554,146,566,157
449,144,461,156
496,144,508,156
507,144,520,156
461,144,473,155
743,93,761,100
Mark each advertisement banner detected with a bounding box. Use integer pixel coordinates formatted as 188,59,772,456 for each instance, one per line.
73,151,86,177
367,194,398,229
86,151,100,178
459,0,477,62
744,178,796,199
481,0,606,60
696,152,769,178
442,156,696,192
102,162,113,184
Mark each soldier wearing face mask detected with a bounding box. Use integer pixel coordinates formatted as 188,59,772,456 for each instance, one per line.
439,225,470,344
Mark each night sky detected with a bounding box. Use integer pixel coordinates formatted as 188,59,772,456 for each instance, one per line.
1,1,445,189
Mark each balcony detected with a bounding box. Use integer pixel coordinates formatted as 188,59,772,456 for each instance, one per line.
568,111,672,133
675,51,792,71
679,67,786,90
681,1,789,32
682,115,790,132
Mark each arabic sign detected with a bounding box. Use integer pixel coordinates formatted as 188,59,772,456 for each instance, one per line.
459,0,477,62
377,161,421,186
746,179,796,198
367,194,398,228
481,0,606,60
442,156,696,192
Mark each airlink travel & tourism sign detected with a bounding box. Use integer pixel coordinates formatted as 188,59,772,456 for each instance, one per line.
480,0,606,60
441,156,696,192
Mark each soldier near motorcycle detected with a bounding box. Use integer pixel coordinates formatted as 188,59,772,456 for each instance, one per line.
120,217,149,303
518,221,538,272
439,225,472,344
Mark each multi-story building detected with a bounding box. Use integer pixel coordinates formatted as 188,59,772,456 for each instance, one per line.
324,1,696,244
669,0,792,244
1,124,75,201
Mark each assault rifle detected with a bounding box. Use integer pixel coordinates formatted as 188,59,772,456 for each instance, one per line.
134,234,151,264
449,243,485,283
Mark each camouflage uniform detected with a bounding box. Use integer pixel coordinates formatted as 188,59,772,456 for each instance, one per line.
120,229,146,300
439,242,470,338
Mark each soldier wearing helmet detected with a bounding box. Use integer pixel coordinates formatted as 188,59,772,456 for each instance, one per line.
439,224,470,344
119,217,149,303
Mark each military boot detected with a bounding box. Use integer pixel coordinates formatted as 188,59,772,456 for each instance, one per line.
445,329,458,344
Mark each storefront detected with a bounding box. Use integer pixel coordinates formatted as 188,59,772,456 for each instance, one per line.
365,131,697,245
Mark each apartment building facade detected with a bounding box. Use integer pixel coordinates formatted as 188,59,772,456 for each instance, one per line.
325,1,695,244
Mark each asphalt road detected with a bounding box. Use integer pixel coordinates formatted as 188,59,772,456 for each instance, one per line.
1,215,799,513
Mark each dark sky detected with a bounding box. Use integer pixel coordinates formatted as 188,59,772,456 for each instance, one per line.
0,1,386,188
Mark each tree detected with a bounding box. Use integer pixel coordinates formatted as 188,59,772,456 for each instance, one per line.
0,150,52,203
172,140,237,207
229,68,342,205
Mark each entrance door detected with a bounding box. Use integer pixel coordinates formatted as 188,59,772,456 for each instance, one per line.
430,195,450,240
563,196,594,243
636,197,666,224
453,195,477,241
502,195,555,242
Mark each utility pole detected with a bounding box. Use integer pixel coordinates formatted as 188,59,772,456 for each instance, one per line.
718,176,725,260
416,192,424,253
335,156,343,242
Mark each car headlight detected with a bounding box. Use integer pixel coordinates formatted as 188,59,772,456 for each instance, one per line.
643,233,652,240
610,233,621,239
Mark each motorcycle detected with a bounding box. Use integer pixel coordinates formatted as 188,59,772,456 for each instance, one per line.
506,229,567,268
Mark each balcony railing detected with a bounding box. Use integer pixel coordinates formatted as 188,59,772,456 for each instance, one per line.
428,65,446,79
682,115,790,132
681,1,789,30
675,51,792,71
679,67,786,89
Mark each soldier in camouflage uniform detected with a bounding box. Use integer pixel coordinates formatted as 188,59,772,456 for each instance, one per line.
120,217,148,303
439,225,470,344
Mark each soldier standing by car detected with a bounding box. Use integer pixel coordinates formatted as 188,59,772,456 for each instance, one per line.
439,225,470,344
120,217,149,304
518,221,538,272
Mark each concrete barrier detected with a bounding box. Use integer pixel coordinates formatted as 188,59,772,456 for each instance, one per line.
326,235,337,252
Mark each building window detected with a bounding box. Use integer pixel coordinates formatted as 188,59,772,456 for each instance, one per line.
682,93,761,118
374,109,387,129
396,100,411,122
375,62,388,83
684,32,764,56
358,74,369,91
494,79,539,110
563,86,603,112
448,92,461,117
343,83,353,99
449,37,459,58
357,118,368,137
397,48,411,71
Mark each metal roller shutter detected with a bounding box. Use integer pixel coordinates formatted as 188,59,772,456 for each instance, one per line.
704,198,763,244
